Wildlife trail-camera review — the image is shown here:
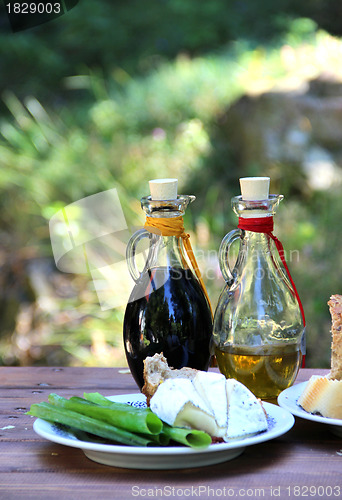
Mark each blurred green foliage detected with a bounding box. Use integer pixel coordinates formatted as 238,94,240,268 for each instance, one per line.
0,0,338,103
0,1,341,369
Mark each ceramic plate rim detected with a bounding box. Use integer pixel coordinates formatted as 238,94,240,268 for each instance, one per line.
32,393,294,457
277,381,342,426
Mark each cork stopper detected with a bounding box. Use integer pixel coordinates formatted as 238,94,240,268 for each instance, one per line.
239,177,270,201
149,178,178,200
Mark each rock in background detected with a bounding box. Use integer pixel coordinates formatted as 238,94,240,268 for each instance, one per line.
220,73,342,192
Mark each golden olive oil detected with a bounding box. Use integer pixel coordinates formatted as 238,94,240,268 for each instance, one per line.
215,344,302,399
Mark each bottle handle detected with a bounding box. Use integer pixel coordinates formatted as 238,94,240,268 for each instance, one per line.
218,229,241,284
126,228,152,283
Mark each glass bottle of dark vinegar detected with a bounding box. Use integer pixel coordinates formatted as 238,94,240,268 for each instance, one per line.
123,179,213,389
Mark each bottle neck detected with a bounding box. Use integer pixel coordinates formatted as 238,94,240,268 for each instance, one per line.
238,215,274,233
242,230,271,244
144,215,188,270
144,213,213,314
151,234,187,270
238,216,274,252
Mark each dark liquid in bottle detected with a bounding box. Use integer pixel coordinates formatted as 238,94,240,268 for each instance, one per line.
123,267,213,388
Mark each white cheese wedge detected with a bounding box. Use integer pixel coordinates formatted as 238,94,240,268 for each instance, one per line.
150,378,219,436
225,379,268,440
192,371,228,437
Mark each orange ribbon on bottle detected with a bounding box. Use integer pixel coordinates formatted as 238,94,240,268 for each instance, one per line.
144,216,213,316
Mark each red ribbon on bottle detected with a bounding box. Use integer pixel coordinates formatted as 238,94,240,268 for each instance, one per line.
238,216,306,367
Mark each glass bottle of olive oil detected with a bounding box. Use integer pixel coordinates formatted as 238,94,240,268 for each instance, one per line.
213,177,305,399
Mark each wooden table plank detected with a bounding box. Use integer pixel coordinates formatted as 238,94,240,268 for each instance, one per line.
0,367,341,500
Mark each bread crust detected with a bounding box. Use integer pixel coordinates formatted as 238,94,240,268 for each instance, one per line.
141,353,198,404
327,294,342,380
298,294,342,420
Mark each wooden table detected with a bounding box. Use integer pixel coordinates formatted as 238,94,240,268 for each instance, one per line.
0,367,341,500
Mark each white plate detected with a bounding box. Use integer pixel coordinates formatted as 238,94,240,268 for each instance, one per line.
278,382,342,438
33,393,294,469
